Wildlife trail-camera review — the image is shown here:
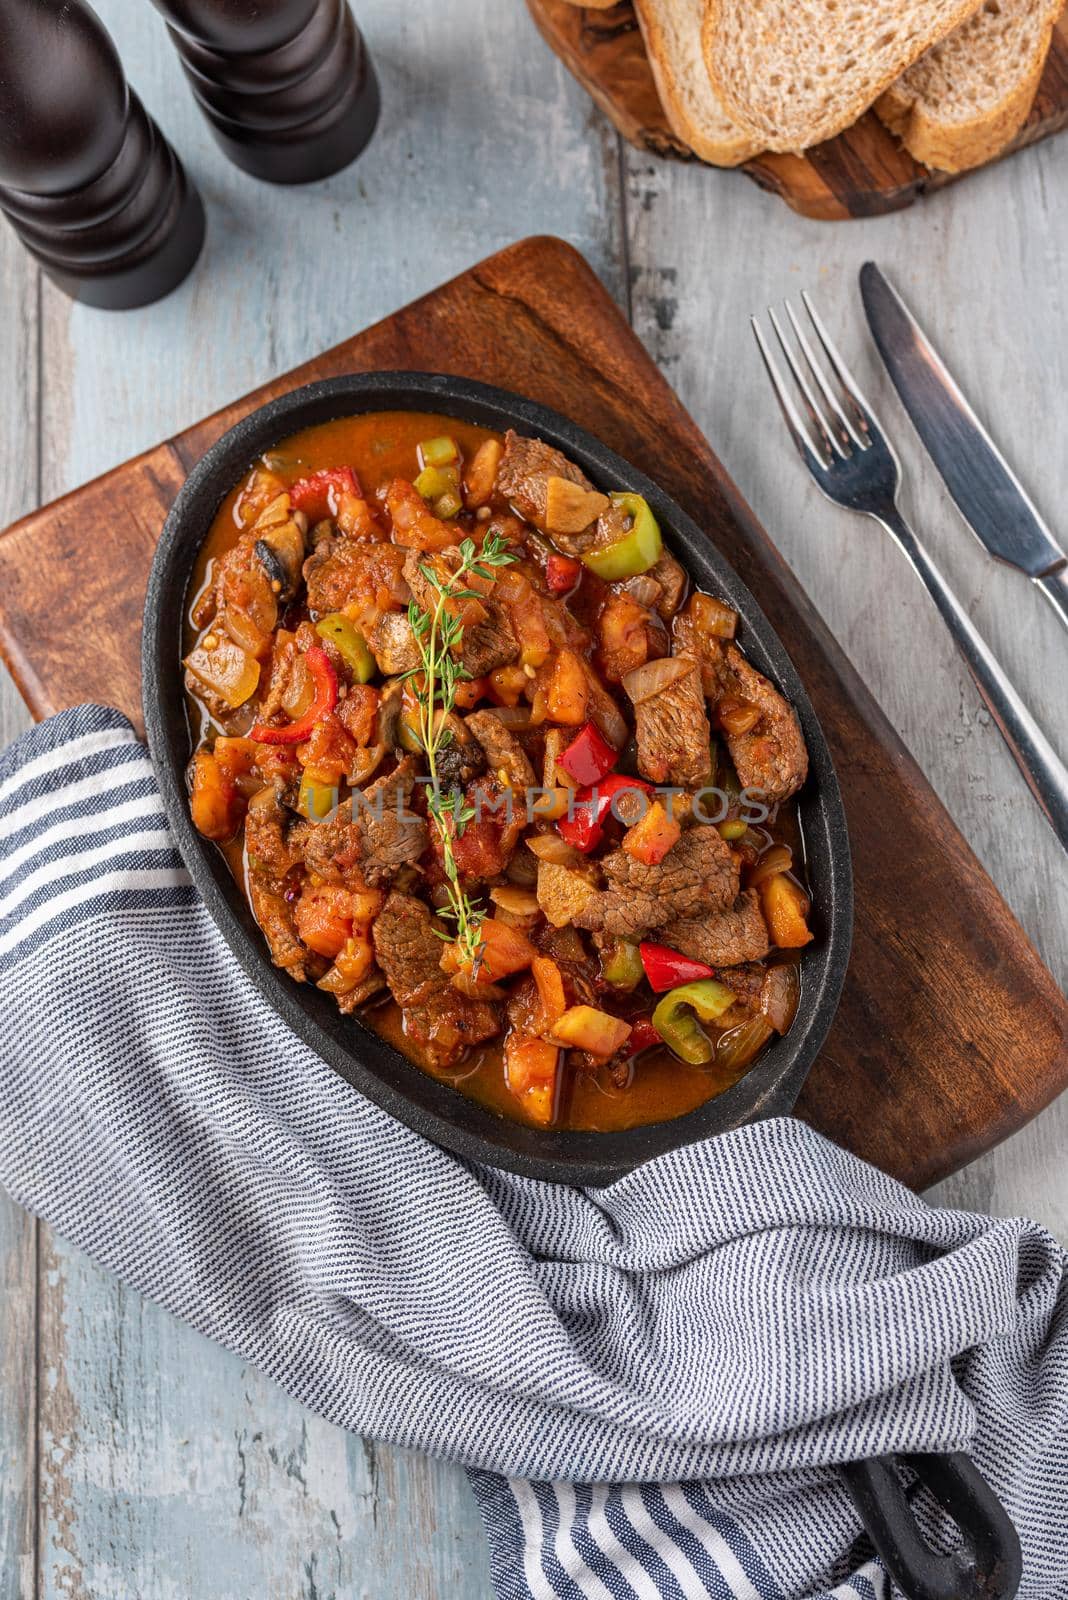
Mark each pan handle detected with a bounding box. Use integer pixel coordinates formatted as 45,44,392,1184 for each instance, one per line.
837,1451,1022,1600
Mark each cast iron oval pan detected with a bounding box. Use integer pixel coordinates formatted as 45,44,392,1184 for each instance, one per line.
142,373,1018,1599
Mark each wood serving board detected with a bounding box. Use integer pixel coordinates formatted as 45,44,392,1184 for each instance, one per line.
0,236,1064,1189
528,0,1068,220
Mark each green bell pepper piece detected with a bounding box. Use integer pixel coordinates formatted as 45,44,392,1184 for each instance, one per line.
580,492,662,581
419,435,460,468
315,613,376,683
652,978,738,1065
297,769,338,823
602,939,643,991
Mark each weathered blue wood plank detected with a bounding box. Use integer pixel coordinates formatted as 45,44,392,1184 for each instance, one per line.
0,219,37,1600
25,1,624,1596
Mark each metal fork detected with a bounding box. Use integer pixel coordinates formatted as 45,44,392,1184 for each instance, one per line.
753,293,1068,859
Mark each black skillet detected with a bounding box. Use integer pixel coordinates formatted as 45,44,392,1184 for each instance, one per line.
142,372,1021,1600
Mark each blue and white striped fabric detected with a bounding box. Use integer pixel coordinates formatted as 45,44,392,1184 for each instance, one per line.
3,706,1068,1600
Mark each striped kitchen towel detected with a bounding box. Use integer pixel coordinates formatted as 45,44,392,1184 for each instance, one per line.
2,705,1068,1600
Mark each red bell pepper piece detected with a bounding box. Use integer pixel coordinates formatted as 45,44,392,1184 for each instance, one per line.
251,647,338,745
288,466,361,521
558,720,618,788
639,941,717,993
545,553,582,594
557,773,654,854
627,1018,661,1054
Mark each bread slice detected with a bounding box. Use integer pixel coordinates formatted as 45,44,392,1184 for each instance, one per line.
702,0,988,153
876,0,1063,172
633,0,762,164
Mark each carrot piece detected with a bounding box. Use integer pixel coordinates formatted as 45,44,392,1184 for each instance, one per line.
504,1034,560,1126
293,884,354,959
531,956,568,1029
621,800,681,867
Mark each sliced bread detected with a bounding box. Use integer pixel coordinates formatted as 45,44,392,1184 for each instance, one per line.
633,0,762,164
876,0,1063,172
702,0,988,153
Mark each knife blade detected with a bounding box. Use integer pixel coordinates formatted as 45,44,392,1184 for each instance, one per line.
859,261,1068,634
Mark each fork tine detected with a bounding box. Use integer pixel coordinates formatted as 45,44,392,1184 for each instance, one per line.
800,290,873,439
766,307,840,464
750,316,832,477
783,299,864,453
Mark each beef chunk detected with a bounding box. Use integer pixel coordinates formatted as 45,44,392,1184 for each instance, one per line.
249,876,308,980
647,552,688,619
403,550,519,677
625,656,711,788
368,611,421,676
715,644,808,805
245,782,309,878
371,892,499,1069
304,756,428,889
465,709,536,858
334,969,388,1016
303,538,408,615
575,826,739,939
497,432,600,551
673,612,808,805
663,889,770,968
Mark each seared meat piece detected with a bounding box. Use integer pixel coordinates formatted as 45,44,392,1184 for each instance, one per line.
645,552,687,620
715,644,808,805
435,715,486,790
367,611,422,676
497,432,602,551
537,860,600,928
249,877,309,980
245,781,309,878
624,656,712,789
465,709,536,859
371,892,499,1069
334,969,388,1016
303,538,408,616
663,889,770,968
403,550,519,677
575,827,739,939
304,756,428,889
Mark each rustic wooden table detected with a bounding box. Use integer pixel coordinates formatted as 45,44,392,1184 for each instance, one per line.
1,2,1066,1594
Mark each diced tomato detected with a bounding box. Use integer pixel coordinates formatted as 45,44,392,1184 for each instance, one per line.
557,773,655,854
385,479,457,551
545,553,582,595
639,941,716,993
443,918,537,984
558,721,618,788
337,683,380,747
297,710,358,781
505,1034,560,1126
294,883,354,959
621,800,680,867
288,467,361,522
627,1018,661,1054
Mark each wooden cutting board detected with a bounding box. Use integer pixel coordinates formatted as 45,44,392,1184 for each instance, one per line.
0,236,1064,1189
528,0,1068,220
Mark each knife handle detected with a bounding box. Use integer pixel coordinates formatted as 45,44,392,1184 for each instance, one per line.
876,505,1068,857
1037,567,1068,636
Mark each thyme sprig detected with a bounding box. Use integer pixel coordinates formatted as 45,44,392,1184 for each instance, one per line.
405,531,517,965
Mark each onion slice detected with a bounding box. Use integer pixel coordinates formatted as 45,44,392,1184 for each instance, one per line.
622,656,689,705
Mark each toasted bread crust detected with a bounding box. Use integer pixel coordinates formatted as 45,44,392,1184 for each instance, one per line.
633,0,762,164
876,1,1062,173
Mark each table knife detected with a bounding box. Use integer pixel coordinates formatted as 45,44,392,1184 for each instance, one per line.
860,261,1068,634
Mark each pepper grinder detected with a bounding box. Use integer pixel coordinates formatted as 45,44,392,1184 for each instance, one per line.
148,0,380,184
0,0,205,309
